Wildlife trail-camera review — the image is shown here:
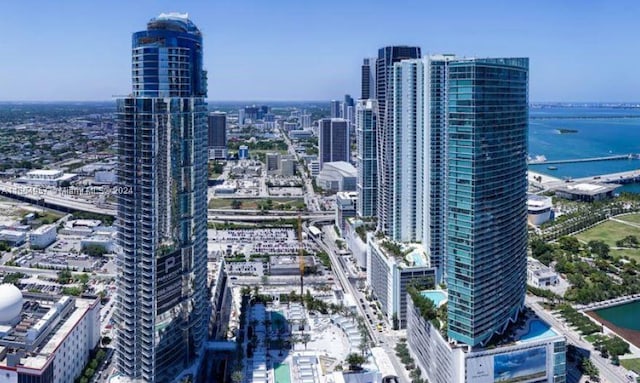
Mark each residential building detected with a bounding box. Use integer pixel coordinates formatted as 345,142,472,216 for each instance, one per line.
0,285,100,383
238,109,245,125
407,293,566,383
319,118,349,169
335,191,357,235
208,111,227,160
360,58,375,100
356,100,378,218
366,237,436,329
300,114,311,129
343,94,355,127
446,58,530,347
330,100,342,119
266,152,280,173
375,45,421,236
115,13,209,382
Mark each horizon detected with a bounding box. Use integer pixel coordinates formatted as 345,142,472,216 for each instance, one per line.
1,1,639,102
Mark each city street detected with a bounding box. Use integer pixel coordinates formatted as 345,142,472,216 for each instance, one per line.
526,296,629,383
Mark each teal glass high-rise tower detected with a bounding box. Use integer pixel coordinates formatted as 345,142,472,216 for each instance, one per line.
115,13,209,382
446,58,529,347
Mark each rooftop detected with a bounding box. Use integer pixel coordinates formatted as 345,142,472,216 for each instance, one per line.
554,181,621,195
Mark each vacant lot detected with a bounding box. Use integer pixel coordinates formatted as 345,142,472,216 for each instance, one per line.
575,219,640,262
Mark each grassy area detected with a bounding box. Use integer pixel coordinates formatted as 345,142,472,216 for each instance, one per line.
618,213,640,225
621,357,640,374
575,220,639,246
208,197,305,210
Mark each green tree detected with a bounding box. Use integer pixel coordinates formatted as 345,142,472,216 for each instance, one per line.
57,269,73,284
231,199,242,209
345,353,366,370
558,236,581,254
588,240,610,259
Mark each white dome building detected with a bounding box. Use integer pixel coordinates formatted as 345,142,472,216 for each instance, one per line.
0,283,23,324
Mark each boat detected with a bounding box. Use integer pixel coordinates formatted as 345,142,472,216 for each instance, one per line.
547,166,558,170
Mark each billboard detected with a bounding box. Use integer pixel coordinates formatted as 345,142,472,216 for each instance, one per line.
494,346,547,383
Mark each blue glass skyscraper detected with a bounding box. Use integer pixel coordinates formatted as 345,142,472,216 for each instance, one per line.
446,58,529,347
115,13,209,382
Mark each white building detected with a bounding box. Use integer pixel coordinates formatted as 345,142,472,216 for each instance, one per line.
0,229,26,246
366,236,436,328
316,161,357,192
407,292,566,383
17,169,77,186
308,160,320,177
29,224,57,249
527,194,553,226
0,285,100,383
527,257,559,288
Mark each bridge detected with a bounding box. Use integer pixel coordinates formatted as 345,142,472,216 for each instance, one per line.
574,169,640,184
528,154,638,165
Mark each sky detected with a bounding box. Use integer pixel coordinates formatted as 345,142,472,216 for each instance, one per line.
1,0,639,102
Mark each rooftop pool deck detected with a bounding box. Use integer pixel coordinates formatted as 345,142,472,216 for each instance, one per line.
518,319,559,343
274,363,291,383
421,290,448,307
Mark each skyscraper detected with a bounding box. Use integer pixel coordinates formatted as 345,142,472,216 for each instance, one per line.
356,100,377,218
360,58,375,100
319,118,350,169
375,45,421,235
446,58,529,347
390,59,424,243
208,111,227,160
343,94,354,123
115,13,209,382
330,100,342,119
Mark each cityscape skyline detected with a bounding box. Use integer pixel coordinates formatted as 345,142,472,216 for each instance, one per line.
1,0,640,102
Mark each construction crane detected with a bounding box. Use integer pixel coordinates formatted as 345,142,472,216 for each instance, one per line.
298,214,305,299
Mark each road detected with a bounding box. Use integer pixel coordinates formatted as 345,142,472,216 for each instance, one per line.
526,296,628,383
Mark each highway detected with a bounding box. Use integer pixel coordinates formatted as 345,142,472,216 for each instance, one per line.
526,296,628,383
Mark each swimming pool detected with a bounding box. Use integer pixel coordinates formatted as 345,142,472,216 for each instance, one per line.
519,319,559,343
274,363,291,383
421,290,448,307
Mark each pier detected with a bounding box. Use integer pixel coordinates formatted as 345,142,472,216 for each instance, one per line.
528,154,638,165
577,294,640,312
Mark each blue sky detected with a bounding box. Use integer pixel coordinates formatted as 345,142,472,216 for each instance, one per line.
1,0,639,102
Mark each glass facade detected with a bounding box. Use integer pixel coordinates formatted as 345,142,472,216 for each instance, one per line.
356,100,378,218
318,118,349,169
115,13,209,383
446,58,529,347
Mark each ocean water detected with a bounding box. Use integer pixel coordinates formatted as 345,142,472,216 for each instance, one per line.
593,300,640,331
528,107,640,193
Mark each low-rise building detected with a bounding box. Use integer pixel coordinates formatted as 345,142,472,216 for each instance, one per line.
17,169,77,186
29,224,57,249
527,194,553,226
0,285,100,383
0,229,27,246
366,236,436,329
553,182,621,202
527,257,559,288
316,161,357,192
407,292,566,383
308,160,321,177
